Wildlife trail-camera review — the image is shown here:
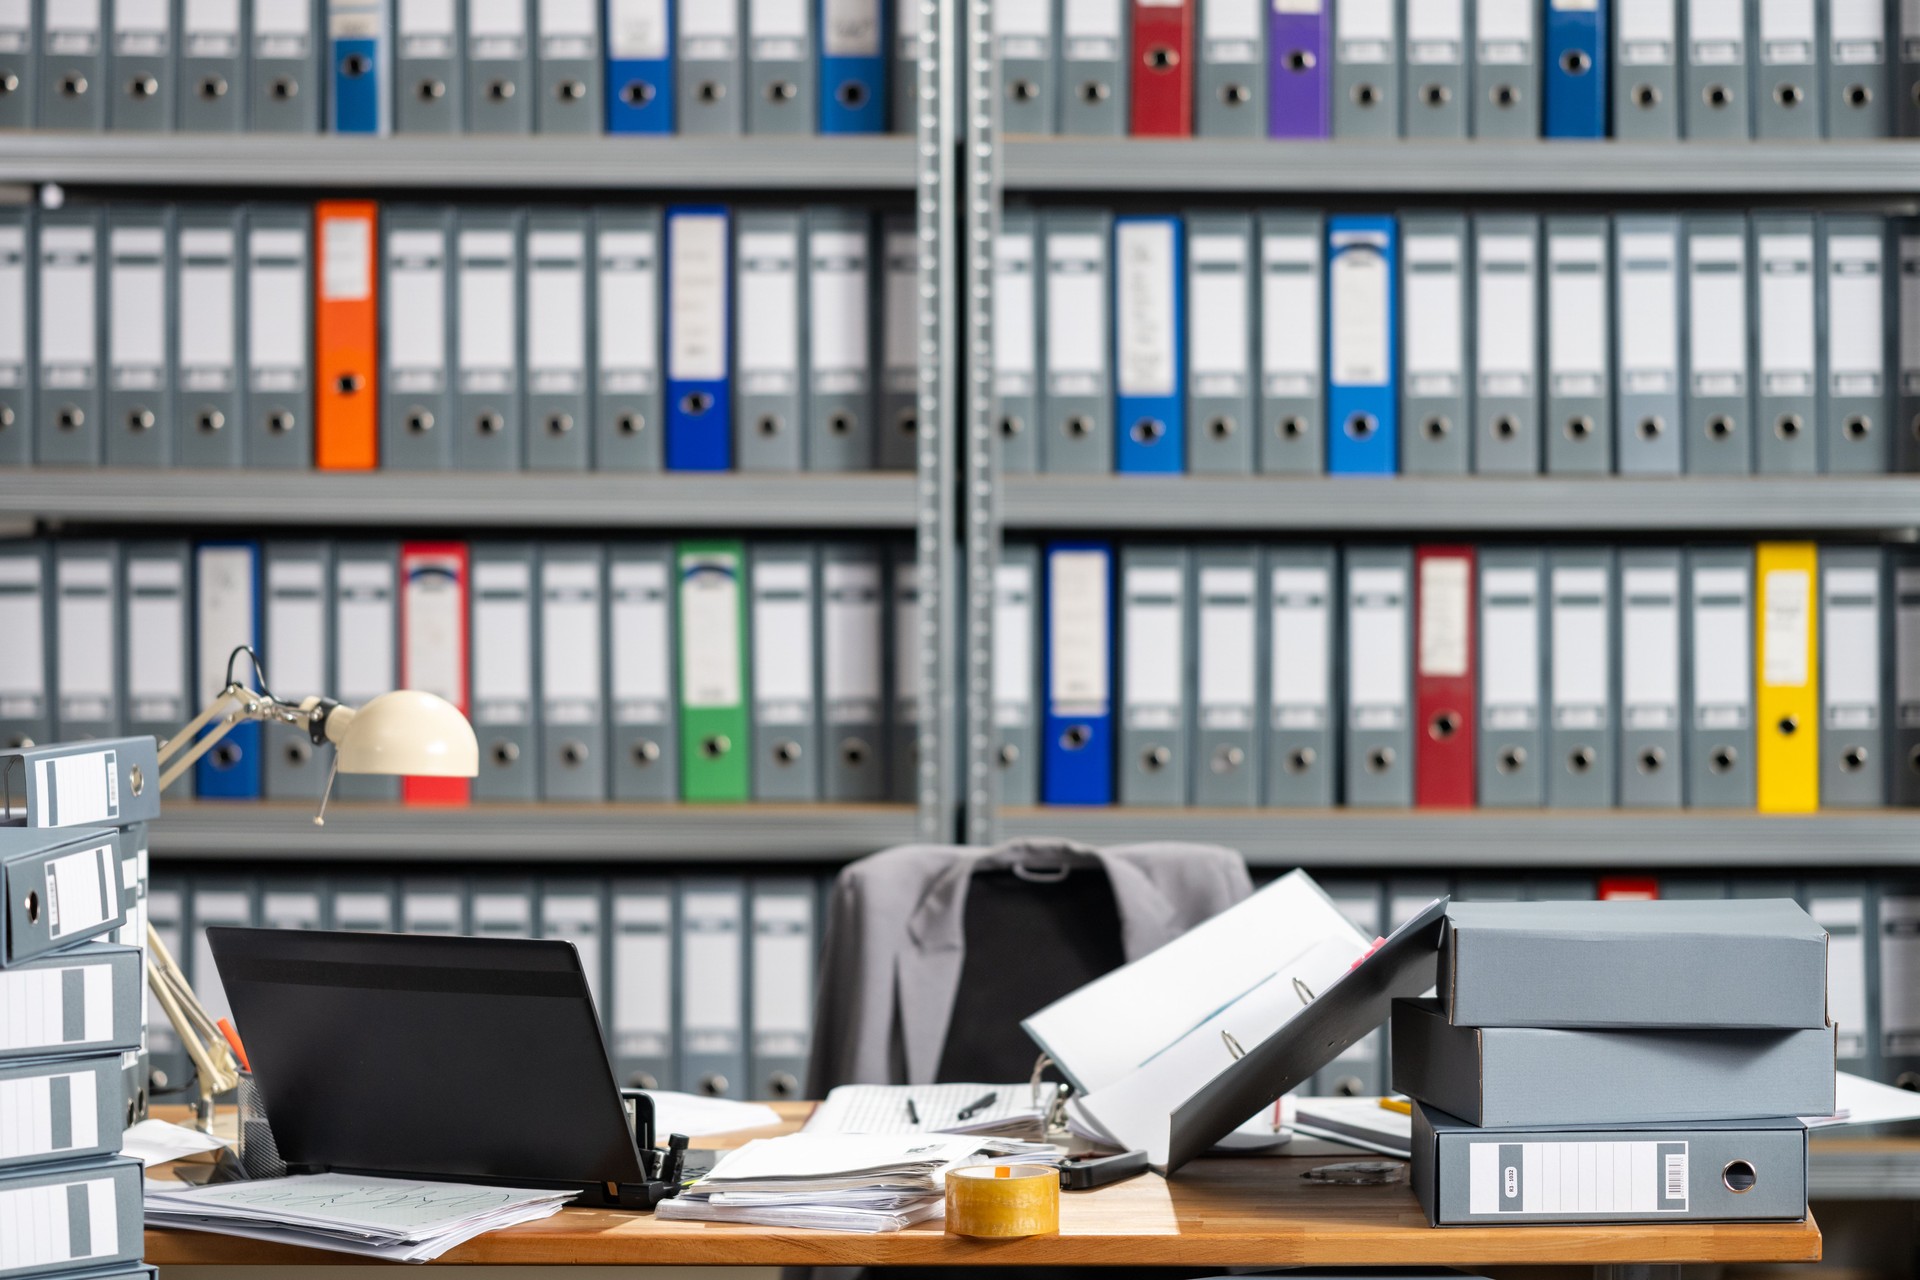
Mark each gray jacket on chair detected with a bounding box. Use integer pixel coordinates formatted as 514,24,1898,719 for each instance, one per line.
804,838,1254,1095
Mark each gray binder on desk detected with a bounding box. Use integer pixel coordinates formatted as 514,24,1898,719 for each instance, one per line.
38,0,104,131
1614,0,1679,138
1685,546,1755,809
471,542,539,802
243,207,313,468
1683,214,1753,475
331,543,400,802
1544,216,1612,475
1614,215,1684,475
1617,548,1684,808
178,0,244,130
467,0,532,132
750,542,820,802
749,877,814,1099
454,209,524,471
1193,546,1262,807
1471,0,1539,139
1196,0,1261,136
534,0,601,132
611,878,676,1091
1819,545,1888,808
524,212,591,471
1059,0,1127,135
1478,548,1546,808
1754,0,1818,138
994,542,1039,809
0,208,28,467
996,210,1040,473
1400,213,1469,476
396,0,462,131
609,542,677,802
1042,210,1114,473
1331,0,1398,137
121,542,192,797
1185,212,1255,474
110,0,173,130
1344,546,1412,808
539,542,607,802
1264,545,1337,807
174,208,244,469
380,206,454,470
678,877,747,1097
806,207,875,471
747,0,813,133
1822,215,1893,473
36,210,102,468
51,543,119,743
0,827,126,965
593,207,663,471
735,211,806,472
250,0,322,132
821,541,886,801
999,0,1055,135
678,0,744,134
1119,545,1189,808
1753,214,1820,475
0,5,32,130
0,737,159,828
878,214,919,471
262,541,332,800
1682,0,1752,139
1545,548,1615,809
105,206,173,469
1403,0,1465,137
1826,0,1891,140
1260,216,1325,475
1472,214,1540,475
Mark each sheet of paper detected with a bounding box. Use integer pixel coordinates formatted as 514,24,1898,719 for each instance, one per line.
122,1118,229,1167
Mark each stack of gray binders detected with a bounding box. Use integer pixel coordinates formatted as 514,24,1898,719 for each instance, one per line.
1399,898,1834,1228
0,738,160,1280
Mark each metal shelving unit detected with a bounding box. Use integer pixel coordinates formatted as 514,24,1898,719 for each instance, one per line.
0,470,916,531
0,134,917,191
1002,138,1920,195
1000,476,1920,533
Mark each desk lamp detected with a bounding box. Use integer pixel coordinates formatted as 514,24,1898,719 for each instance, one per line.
147,645,479,1128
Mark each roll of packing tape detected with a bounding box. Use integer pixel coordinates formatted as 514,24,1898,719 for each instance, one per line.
945,1163,1061,1238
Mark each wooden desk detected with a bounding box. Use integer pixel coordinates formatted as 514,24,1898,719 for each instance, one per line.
143,1104,1822,1272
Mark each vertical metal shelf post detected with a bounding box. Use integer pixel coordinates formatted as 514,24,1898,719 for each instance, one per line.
962,0,1001,845
915,0,961,840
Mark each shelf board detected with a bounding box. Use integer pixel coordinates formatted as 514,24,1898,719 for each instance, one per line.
0,133,917,191
997,808,1920,868
0,469,915,530
150,801,918,863
1002,138,1920,195
1000,475,1920,533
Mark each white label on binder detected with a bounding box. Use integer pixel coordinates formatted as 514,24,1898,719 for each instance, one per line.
610,560,670,723
1262,234,1320,393
1619,233,1678,392
0,1068,98,1157
1692,567,1751,726
994,230,1036,393
613,893,671,1054
40,229,97,382
39,753,117,826
1271,567,1330,725
1190,234,1249,387
1689,0,1743,59
753,560,813,718
1689,234,1747,392
1825,567,1880,725
1548,234,1606,394
109,231,165,387
1476,234,1535,395
1330,240,1389,387
1760,0,1814,62
1551,567,1608,726
824,560,883,716
0,1176,118,1269
472,563,532,724
1418,557,1469,678
459,231,517,392
1047,233,1106,392
994,563,1034,726
670,214,728,383
1407,0,1463,62
598,229,658,392
1618,0,1673,61
1405,234,1463,396
335,559,395,704
0,225,24,385
682,560,743,710
892,565,920,722
1469,1140,1688,1215
1482,567,1540,726
403,554,463,706
388,231,447,388
1477,0,1532,62
1348,566,1406,723
322,216,372,302
541,560,600,719
196,547,254,705
1759,233,1816,396
528,235,587,389
1117,221,1177,398
751,0,808,46
739,230,800,391
1829,235,1885,396
683,892,742,1045
1622,566,1680,727
0,553,43,716
249,229,308,391
1123,565,1182,725
179,231,237,390
56,558,114,718
752,894,812,1047
47,844,115,940
1050,550,1110,711
609,0,668,57
127,557,185,720
1762,569,1812,688
1198,566,1256,725
1833,0,1885,61
267,559,326,707
1203,0,1259,60
0,964,112,1052
400,0,456,50
810,229,870,389
1336,0,1393,61
823,0,880,55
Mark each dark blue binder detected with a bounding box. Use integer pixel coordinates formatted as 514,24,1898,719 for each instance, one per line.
1544,0,1607,138
1114,214,1186,474
606,0,674,134
1042,541,1114,806
1326,214,1398,475
666,206,733,471
328,0,389,135
819,0,887,133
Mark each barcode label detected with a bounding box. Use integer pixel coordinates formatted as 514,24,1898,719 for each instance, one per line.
1469,1140,1689,1215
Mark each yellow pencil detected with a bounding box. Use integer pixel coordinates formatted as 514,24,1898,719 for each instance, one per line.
1378,1097,1411,1116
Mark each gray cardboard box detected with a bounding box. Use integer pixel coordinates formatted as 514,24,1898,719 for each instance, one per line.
1441,898,1828,1029
1412,1103,1809,1226
1391,996,1835,1127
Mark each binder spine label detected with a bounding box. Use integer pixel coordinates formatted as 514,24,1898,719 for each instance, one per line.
1468,1140,1690,1215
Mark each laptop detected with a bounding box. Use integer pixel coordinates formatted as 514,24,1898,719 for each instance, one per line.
209,926,682,1208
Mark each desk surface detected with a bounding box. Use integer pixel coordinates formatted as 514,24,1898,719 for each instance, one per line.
142,1104,1823,1269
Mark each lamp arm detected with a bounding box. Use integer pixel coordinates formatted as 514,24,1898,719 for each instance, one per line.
144,921,241,1132
157,684,321,793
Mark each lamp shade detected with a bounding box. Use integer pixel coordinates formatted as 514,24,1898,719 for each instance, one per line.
334,690,479,778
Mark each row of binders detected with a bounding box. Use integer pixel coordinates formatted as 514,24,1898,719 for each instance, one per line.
1007,0,1918,141
0,537,925,805
1003,539,1918,811
0,200,921,473
3,0,910,136
996,207,1915,476
143,870,826,1102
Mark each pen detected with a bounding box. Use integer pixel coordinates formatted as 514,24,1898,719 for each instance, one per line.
906,1097,921,1125
1378,1097,1411,1116
956,1091,998,1121
217,1018,252,1073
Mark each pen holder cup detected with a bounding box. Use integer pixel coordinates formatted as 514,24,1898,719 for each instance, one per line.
236,1072,287,1181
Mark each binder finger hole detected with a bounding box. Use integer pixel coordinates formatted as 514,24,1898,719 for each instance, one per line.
546,412,574,436
701,1074,730,1097
1777,715,1799,736
1078,80,1111,103
704,735,733,759
198,409,226,433
1497,747,1526,774
60,74,88,98
1848,84,1873,108
1845,414,1872,441
1221,83,1253,105
1422,416,1450,441
336,374,364,395
829,411,856,436
129,765,144,797
0,74,17,96
1061,725,1091,750
768,80,798,102
1146,46,1178,71
341,55,370,79
897,410,918,437
561,741,590,767
622,81,656,106
491,741,521,766
128,76,158,99
1279,415,1307,440
1710,745,1738,773
1910,744,1920,776
698,80,727,103
1010,79,1039,102
1352,82,1380,107
0,407,11,429
557,80,586,101
632,740,661,765
1001,413,1026,437
266,410,296,434
1723,1160,1757,1193
476,410,504,435
1207,416,1235,439
769,1072,799,1099
1568,747,1595,774
841,738,869,765
1633,84,1661,108
1428,712,1458,741
23,889,37,924
681,391,714,416
199,76,229,100
1344,412,1376,441
1637,415,1664,440
1286,747,1316,773
284,741,310,766
1707,415,1734,441
1777,413,1803,440
757,414,783,437
619,412,646,436
1492,83,1519,108
406,409,434,434
1638,747,1665,774
128,408,155,432
774,741,803,765
1705,84,1733,109
417,79,446,101
997,743,1020,767
1286,50,1317,73
1842,746,1869,772
1565,415,1593,441
1560,51,1590,76
57,406,84,431
1491,415,1519,441
836,82,868,108
1775,83,1804,107
1211,746,1245,774
1421,83,1450,106
488,79,517,101
1143,746,1171,772
629,1071,659,1090
272,77,299,100
212,743,242,769
1365,747,1394,774
1130,417,1166,444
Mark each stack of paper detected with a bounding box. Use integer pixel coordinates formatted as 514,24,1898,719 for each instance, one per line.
657,1133,1052,1233
804,1083,1043,1136
144,1173,577,1261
